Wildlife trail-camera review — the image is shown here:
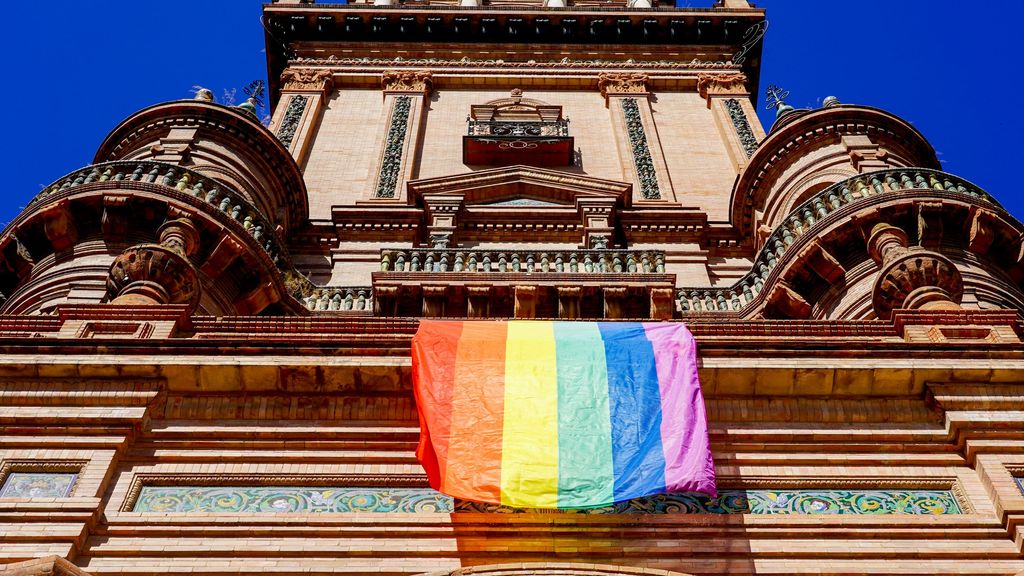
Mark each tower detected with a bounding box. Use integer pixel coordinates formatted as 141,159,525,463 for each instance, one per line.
3,1,1024,575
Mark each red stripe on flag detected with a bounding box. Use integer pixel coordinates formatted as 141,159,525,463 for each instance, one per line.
412,320,463,492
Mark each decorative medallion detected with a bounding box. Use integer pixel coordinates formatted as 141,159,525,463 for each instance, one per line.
374,96,412,199
621,98,661,200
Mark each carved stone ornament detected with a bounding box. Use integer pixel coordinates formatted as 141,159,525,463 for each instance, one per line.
279,67,334,95
867,224,964,319
597,72,650,102
107,244,200,310
696,72,749,99
382,70,433,96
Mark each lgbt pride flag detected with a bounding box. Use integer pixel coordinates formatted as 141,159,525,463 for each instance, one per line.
412,320,716,509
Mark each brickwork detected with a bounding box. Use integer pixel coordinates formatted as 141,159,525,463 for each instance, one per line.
3,0,1024,574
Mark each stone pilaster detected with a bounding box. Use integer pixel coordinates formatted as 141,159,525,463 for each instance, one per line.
370,70,433,202
271,67,334,166
698,72,765,170
599,73,676,204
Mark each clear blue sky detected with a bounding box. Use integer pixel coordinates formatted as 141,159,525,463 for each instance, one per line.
3,1,1021,225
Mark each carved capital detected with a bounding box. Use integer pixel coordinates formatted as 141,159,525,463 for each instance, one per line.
382,70,433,96
280,67,334,96
107,244,200,310
696,72,748,100
598,72,649,104
872,249,964,320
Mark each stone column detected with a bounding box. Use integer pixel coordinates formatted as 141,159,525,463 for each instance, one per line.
697,72,765,170
370,70,433,202
106,218,201,311
271,68,334,166
867,223,964,319
598,73,676,204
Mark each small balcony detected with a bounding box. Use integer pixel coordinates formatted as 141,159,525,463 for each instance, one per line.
463,91,575,167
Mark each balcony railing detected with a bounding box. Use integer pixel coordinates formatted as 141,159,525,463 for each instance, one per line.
676,168,1000,312
26,161,287,268
467,119,570,138
380,248,665,273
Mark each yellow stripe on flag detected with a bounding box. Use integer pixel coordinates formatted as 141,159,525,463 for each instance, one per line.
500,321,559,508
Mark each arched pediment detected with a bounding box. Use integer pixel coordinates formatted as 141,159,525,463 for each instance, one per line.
407,165,631,208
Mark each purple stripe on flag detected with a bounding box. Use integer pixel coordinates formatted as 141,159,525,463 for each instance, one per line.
643,322,717,497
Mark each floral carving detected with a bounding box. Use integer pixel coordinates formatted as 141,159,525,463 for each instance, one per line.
382,70,433,96
725,98,759,157
621,98,661,200
276,95,308,149
279,67,334,94
374,96,412,199
697,72,748,99
598,72,649,101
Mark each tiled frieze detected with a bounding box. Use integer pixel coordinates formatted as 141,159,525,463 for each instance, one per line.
126,485,962,515
133,486,452,513
0,472,78,498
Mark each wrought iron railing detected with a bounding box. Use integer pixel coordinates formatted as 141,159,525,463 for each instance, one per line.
380,248,665,273
676,168,1000,312
25,161,287,268
467,119,570,138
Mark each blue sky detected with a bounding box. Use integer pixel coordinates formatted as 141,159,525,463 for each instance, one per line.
3,0,1020,225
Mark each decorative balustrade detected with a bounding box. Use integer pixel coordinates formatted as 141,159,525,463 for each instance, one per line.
676,168,999,313
467,119,570,138
27,161,287,268
302,287,374,312
379,248,666,274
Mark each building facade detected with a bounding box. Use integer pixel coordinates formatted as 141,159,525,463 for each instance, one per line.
3,0,1024,574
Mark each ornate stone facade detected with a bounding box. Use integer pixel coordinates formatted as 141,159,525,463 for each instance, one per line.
2,1,1024,576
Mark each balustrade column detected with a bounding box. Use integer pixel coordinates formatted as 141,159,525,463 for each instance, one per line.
369,71,432,202
598,73,676,203
271,68,335,166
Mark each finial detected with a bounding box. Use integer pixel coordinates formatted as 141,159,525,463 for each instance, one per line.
765,84,794,118
191,86,215,102
822,95,841,108
237,97,257,116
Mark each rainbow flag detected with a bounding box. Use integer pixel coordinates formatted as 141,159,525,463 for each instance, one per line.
412,320,716,509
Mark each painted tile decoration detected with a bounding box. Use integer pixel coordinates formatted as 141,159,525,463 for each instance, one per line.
1014,476,1024,496
133,486,454,513
456,489,962,515
0,473,78,498
132,486,960,515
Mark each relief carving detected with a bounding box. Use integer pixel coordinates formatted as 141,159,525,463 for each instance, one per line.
696,72,748,99
382,70,433,96
597,72,650,102
280,67,334,95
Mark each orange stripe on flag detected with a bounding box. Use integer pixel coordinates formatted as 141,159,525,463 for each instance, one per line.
444,321,507,502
